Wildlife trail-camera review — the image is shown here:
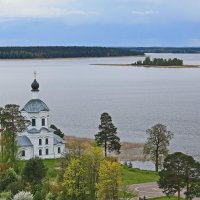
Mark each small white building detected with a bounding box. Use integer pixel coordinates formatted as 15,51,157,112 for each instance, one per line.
17,77,65,160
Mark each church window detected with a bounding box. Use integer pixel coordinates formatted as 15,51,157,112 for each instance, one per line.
39,139,42,145
45,138,48,145
46,149,49,155
39,149,42,156
42,118,45,126
32,119,36,126
58,147,61,154
22,150,25,157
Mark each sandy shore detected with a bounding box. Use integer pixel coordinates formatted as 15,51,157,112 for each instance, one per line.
92,63,200,68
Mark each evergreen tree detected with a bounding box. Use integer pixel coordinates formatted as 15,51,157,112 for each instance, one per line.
95,113,121,157
159,152,200,200
22,157,47,194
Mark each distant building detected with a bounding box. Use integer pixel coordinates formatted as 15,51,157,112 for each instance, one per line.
17,75,65,160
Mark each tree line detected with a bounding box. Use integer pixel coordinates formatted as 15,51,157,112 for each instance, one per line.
132,56,183,66
125,47,200,54
0,47,144,59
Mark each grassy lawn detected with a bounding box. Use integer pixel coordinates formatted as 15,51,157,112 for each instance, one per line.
122,165,159,185
149,196,185,200
43,158,63,179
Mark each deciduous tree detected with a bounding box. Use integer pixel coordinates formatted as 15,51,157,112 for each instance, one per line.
143,123,173,172
96,160,121,200
62,159,87,200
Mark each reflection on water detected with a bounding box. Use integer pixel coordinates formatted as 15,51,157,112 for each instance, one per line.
0,54,200,162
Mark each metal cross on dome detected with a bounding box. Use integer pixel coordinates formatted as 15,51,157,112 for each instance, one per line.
34,71,37,79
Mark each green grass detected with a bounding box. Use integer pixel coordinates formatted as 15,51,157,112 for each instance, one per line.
122,165,159,185
149,196,185,200
43,158,63,180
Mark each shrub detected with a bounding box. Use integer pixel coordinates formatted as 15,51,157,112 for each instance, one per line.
12,191,33,200
0,168,18,192
33,190,45,200
7,180,25,196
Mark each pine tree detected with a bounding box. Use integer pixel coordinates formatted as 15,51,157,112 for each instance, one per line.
95,113,121,157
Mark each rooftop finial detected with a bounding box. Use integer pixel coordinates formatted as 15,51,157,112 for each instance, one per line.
34,71,37,80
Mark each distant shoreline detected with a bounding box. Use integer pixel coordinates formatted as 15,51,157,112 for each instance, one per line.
92,64,200,68
0,55,145,61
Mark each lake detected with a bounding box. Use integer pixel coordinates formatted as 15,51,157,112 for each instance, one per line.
0,53,200,161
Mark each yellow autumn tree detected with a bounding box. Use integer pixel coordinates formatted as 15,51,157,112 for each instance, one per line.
82,146,104,200
62,159,87,200
96,160,121,200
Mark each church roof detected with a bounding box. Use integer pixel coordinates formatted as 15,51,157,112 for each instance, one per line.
17,135,33,147
54,134,65,145
27,127,54,134
21,99,49,113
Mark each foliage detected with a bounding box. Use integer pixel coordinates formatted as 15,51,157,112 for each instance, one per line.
62,159,87,200
0,191,11,200
95,112,121,157
96,160,121,200
22,157,47,193
122,165,159,185
0,47,144,59
158,152,200,200
45,192,57,200
12,191,33,200
0,168,18,192
33,190,46,200
0,104,29,164
6,179,25,196
143,123,173,172
82,147,104,200
50,124,64,139
132,56,183,66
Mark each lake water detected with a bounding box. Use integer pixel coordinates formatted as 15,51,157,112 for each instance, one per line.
0,53,200,161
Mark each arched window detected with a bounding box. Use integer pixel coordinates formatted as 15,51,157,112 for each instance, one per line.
39,139,42,145
45,138,48,145
46,149,49,155
58,147,61,154
42,118,45,126
39,149,42,156
32,119,36,126
21,150,25,157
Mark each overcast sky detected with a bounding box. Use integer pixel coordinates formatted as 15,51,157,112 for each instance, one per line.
0,0,200,47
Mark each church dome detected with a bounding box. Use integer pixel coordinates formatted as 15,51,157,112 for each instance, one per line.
21,99,49,113
31,79,39,91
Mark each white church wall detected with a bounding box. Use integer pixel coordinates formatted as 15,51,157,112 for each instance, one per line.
18,146,34,160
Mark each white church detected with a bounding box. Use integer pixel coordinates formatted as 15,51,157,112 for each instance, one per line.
17,75,65,160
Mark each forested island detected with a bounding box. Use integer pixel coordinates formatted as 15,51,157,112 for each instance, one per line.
132,56,183,66
0,46,144,59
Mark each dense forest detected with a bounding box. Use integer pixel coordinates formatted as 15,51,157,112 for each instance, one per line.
132,56,183,66
125,47,200,54
0,46,144,59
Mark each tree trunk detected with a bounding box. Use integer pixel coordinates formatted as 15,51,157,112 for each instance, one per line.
178,190,181,200
104,136,107,157
155,149,159,172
